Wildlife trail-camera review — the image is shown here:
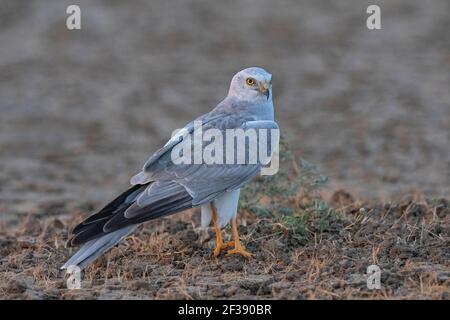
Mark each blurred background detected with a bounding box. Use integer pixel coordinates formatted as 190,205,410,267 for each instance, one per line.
0,0,449,224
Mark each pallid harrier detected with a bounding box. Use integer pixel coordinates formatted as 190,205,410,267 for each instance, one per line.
62,67,278,269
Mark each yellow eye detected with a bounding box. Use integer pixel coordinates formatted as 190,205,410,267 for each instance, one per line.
246,78,255,86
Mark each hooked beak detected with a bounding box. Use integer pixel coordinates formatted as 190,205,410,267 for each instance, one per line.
259,81,270,100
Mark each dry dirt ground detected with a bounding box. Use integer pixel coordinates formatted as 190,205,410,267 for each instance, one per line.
1,155,449,300
0,0,449,299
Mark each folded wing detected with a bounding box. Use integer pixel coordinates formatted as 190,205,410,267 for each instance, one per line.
68,111,278,246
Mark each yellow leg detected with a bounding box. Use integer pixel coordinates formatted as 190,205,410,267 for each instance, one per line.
227,217,252,259
211,204,234,257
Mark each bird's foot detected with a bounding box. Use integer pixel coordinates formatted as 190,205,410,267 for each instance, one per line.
213,241,234,257
227,243,252,259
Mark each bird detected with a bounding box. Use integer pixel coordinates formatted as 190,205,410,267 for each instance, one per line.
61,67,279,270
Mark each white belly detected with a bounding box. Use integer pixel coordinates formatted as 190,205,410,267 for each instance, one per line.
200,189,241,228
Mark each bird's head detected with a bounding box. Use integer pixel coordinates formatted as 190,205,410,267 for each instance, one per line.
228,67,272,102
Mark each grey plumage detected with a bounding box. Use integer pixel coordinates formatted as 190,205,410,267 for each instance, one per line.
61,225,138,269
62,67,278,270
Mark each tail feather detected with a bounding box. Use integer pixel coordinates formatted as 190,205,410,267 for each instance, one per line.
62,181,194,270
72,184,146,233
61,225,137,270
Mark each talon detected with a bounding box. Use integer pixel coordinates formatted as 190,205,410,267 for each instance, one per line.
213,246,221,257
226,217,252,259
213,241,234,257
223,241,234,248
227,245,252,259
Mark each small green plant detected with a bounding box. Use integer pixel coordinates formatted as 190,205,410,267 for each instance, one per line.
240,137,341,242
